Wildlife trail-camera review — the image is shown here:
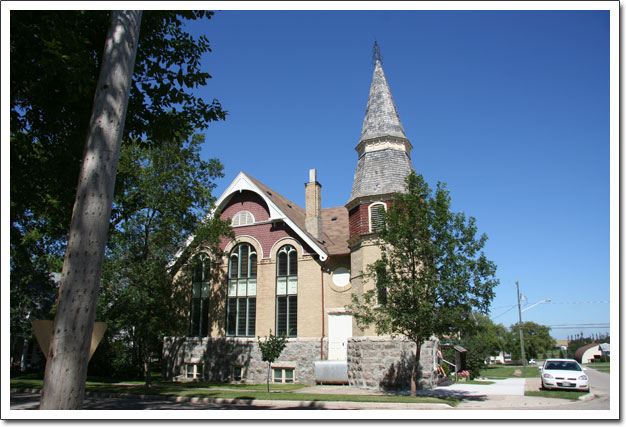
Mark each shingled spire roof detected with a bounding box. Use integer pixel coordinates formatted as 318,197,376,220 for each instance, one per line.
348,55,414,207
359,59,407,141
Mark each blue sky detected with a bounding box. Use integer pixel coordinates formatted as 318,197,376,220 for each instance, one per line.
184,6,615,341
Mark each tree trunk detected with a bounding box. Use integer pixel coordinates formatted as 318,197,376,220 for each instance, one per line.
39,11,142,410
411,341,422,397
144,358,152,388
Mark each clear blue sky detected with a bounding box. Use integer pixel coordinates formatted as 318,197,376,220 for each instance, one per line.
184,7,614,340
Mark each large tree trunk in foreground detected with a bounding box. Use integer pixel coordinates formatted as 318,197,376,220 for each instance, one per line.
40,11,141,410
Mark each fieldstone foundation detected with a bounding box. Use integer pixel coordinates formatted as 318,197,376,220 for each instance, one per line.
347,336,439,390
163,335,438,390
162,336,327,384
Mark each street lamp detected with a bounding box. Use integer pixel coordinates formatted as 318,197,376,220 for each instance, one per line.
521,299,552,313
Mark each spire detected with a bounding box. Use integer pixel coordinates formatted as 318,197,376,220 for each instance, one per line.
359,48,407,142
348,45,413,207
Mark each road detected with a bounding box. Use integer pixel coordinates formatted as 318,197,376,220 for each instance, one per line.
9,392,332,410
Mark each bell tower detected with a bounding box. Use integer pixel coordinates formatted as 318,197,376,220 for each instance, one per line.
347,45,414,335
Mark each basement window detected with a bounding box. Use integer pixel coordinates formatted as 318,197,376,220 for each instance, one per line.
185,363,202,380
273,367,295,384
232,365,243,382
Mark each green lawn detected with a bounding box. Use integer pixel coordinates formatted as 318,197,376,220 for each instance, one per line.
525,390,589,401
585,362,610,373
10,376,459,407
481,365,540,379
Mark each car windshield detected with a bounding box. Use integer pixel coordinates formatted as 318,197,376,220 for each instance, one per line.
544,361,581,371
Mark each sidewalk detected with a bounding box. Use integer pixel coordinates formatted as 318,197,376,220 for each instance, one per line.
295,377,580,409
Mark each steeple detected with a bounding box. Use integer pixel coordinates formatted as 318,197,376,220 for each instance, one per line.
347,47,413,208
359,58,407,142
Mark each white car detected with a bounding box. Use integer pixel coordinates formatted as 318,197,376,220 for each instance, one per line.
540,359,589,392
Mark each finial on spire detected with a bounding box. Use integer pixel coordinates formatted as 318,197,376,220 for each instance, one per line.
372,40,383,65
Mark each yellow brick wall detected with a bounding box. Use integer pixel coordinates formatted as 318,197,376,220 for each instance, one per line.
179,234,386,340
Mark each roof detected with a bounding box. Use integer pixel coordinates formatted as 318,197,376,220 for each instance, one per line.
360,59,407,142
349,148,413,203
348,59,414,206
573,343,600,362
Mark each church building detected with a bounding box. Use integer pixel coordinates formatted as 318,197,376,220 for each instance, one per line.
163,49,439,390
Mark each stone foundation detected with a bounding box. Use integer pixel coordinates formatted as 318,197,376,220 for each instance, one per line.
163,336,327,384
347,336,438,390
163,335,438,390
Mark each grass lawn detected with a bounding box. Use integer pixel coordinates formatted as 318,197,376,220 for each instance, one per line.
585,362,610,373
10,376,459,407
525,390,589,401
482,365,540,379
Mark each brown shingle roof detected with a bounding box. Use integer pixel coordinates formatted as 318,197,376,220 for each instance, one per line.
243,172,349,257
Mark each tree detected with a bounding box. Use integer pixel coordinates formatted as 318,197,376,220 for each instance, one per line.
447,313,509,379
257,331,288,393
10,10,226,347
507,321,555,360
350,172,499,396
10,10,226,409
96,129,231,386
39,10,142,410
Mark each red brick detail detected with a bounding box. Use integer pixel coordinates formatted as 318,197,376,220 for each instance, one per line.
348,201,389,238
218,190,316,259
219,223,314,259
221,191,270,222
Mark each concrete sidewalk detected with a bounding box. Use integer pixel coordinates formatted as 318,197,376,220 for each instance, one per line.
294,377,582,409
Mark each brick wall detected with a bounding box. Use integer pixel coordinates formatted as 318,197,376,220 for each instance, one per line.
218,219,315,260
348,201,389,239
221,190,270,222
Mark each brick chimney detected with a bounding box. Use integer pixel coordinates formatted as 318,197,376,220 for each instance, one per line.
305,169,322,241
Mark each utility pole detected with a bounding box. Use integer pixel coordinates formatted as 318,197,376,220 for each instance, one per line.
516,281,527,378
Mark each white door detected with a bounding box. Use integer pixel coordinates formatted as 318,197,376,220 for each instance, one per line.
328,314,352,360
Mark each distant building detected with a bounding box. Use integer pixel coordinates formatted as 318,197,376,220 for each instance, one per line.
574,343,610,363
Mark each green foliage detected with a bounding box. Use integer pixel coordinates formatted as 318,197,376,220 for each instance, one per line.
92,129,231,384
257,330,288,392
257,331,288,364
10,11,226,342
507,321,555,360
448,313,509,379
349,172,499,390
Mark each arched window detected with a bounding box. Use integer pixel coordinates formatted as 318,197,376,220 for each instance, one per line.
231,210,255,227
226,243,257,336
369,202,387,233
276,245,297,337
190,254,210,337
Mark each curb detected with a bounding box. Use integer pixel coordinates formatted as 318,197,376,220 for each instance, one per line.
578,393,595,402
10,388,453,410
